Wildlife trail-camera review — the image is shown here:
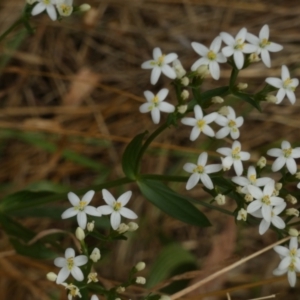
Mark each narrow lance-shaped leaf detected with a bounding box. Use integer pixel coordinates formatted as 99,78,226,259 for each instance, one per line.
137,179,211,227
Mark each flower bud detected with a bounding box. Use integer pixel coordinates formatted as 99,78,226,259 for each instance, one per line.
221,157,231,171
57,3,73,17
289,228,299,237
249,53,260,63
79,4,91,11
196,65,209,77
211,96,224,104
236,186,243,194
215,194,225,205
46,272,57,281
296,172,300,180
181,90,189,100
286,194,297,204
237,83,248,90
135,261,146,271
117,223,129,234
116,286,125,293
90,248,101,262
181,77,189,86
237,208,247,221
128,222,139,231
257,156,266,169
87,221,95,232
172,59,186,79
136,276,146,284
275,183,282,191
244,194,253,202
75,227,85,241
177,105,188,114
286,208,299,217
265,94,277,103
218,106,229,116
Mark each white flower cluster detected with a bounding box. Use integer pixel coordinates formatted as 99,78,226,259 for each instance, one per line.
27,0,91,21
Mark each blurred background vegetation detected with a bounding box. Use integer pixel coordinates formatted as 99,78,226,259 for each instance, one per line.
1,0,300,299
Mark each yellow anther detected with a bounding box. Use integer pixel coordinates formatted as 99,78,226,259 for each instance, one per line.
207,50,216,60
249,174,256,183
193,165,204,174
113,202,122,211
228,120,236,127
67,257,74,270
234,39,245,50
283,147,292,158
259,38,270,48
262,195,271,205
197,120,206,129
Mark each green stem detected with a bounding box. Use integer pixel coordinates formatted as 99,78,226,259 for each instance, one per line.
136,122,169,168
229,67,239,90
0,18,24,43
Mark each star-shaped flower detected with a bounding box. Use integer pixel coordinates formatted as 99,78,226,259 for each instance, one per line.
97,189,138,230
215,106,244,140
139,88,175,124
250,203,286,235
232,165,272,193
267,140,300,174
61,190,101,229
273,237,300,287
181,105,218,141
246,24,283,67
183,152,222,190
265,65,299,104
141,47,178,85
246,181,284,222
31,0,57,21
220,28,257,70
217,141,250,176
191,36,226,80
54,248,88,284
56,0,73,17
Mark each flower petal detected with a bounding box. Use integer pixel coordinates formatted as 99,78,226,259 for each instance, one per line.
120,207,138,219
110,212,121,230
117,190,132,206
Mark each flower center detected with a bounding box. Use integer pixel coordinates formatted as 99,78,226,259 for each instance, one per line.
151,96,160,107
67,257,74,270
290,248,297,256
197,119,206,129
249,174,256,183
259,38,270,48
288,261,296,272
113,202,122,211
234,39,245,50
207,50,216,61
59,4,72,15
228,119,236,128
42,0,51,4
193,165,204,174
283,147,292,158
151,55,166,67
283,78,295,90
232,147,241,159
75,200,87,211
262,195,271,205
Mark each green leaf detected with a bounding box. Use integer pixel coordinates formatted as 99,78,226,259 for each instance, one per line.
122,131,148,179
146,243,197,288
137,179,211,227
0,190,59,213
233,92,261,111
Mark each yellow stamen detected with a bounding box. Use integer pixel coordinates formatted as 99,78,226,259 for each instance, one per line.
228,120,236,127
67,257,74,270
193,165,204,174
262,195,271,205
249,174,256,183
283,148,292,158
259,38,270,48
232,147,241,159
197,120,206,129
207,50,216,61
113,202,122,211
234,39,245,50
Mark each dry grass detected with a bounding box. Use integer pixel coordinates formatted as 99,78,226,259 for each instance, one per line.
1,0,300,299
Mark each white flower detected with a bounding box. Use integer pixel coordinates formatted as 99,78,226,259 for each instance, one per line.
215,106,244,140
54,248,88,284
181,105,218,141
139,89,175,124
250,203,286,235
31,0,57,21
91,296,99,300
246,24,283,67
56,0,73,17
232,165,272,193
172,59,186,79
61,283,81,300
141,47,178,85
97,189,138,230
191,36,226,80
267,140,300,175
246,181,285,222
183,152,222,190
61,190,101,229
265,65,299,104
273,237,300,287
217,141,250,176
220,28,257,70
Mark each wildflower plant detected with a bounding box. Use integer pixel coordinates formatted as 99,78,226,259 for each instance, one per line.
1,3,300,299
